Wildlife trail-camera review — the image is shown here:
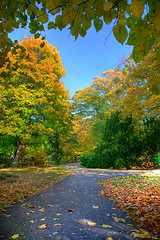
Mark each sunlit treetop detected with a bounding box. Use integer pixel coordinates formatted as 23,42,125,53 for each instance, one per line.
0,0,160,66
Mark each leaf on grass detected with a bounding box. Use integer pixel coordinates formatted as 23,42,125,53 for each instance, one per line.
40,218,46,221
30,220,34,223
130,230,150,239
11,234,19,239
139,217,145,222
48,205,54,207
102,224,112,228
53,218,59,220
133,233,149,239
56,213,62,216
106,238,114,240
87,221,96,226
38,224,47,229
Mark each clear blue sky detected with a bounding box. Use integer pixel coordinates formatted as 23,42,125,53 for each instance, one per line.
9,23,133,97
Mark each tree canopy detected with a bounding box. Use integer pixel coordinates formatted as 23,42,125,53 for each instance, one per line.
0,36,72,166
1,0,160,66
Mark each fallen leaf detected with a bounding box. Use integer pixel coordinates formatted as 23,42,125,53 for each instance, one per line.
56,213,62,216
87,221,97,226
53,218,59,220
113,217,126,223
29,210,34,213
38,224,47,229
106,238,113,240
139,217,145,222
40,218,46,221
54,223,61,226
39,208,46,212
92,205,100,209
133,233,149,239
29,205,35,208
11,234,19,239
67,209,74,212
45,201,49,203
102,224,112,228
30,220,34,223
48,205,54,207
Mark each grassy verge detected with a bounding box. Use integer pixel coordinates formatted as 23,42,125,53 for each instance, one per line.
0,166,71,212
99,174,160,239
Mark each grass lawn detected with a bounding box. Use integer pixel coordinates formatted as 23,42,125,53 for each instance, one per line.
99,174,160,239
0,166,71,212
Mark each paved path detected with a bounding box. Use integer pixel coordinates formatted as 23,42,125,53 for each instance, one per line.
0,164,155,240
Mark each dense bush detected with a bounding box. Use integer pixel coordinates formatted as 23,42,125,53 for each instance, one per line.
81,112,160,169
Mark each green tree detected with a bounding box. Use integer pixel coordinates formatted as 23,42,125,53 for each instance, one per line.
81,111,142,169
1,0,160,66
0,36,72,167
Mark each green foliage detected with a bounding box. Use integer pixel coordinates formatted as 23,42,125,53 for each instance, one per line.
46,132,64,165
0,0,160,65
81,113,160,169
142,117,160,155
82,111,143,169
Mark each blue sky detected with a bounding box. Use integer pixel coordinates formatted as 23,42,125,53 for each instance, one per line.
9,23,133,97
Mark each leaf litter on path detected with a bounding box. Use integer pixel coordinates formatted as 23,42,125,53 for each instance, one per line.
99,174,160,238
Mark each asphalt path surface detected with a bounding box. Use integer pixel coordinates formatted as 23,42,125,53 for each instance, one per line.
0,164,155,240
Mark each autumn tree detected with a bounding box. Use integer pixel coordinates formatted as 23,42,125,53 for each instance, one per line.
117,44,160,123
0,36,72,167
1,0,160,66
72,70,125,120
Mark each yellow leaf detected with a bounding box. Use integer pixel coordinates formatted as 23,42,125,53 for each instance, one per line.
130,0,144,19
87,221,96,226
37,224,47,229
102,224,112,228
153,3,160,30
40,218,46,221
11,234,19,239
29,210,34,213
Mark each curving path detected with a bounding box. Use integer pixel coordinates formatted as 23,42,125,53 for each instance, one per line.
0,164,154,240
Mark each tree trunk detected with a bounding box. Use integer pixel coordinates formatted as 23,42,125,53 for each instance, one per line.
12,144,25,167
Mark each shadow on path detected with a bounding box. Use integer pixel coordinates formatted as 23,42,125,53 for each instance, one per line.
0,164,155,240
